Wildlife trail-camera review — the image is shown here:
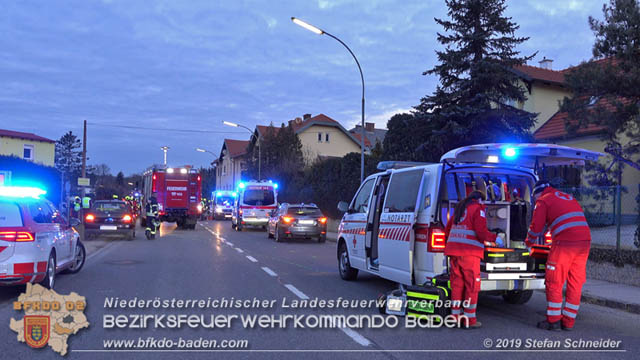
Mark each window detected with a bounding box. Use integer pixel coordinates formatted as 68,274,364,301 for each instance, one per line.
351,178,375,213
242,188,275,206
318,132,322,143
384,170,423,213
0,202,23,226
325,133,330,142
287,207,323,216
28,201,53,223
23,145,34,160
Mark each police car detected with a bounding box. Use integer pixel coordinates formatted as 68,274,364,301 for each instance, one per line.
0,186,85,289
336,143,602,306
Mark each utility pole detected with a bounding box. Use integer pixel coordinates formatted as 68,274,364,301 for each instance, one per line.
82,120,87,178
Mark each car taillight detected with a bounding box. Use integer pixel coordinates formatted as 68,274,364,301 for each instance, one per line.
239,209,243,216
428,227,446,252
85,214,95,222
318,217,327,224
544,231,552,244
282,216,293,224
0,231,35,242
122,214,132,223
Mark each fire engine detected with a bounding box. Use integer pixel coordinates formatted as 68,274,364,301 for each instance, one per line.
141,165,202,229
335,143,602,314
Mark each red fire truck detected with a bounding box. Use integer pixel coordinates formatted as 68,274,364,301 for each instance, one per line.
141,165,202,229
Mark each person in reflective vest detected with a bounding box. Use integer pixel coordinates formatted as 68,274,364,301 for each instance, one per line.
526,180,591,331
444,190,503,329
145,195,159,235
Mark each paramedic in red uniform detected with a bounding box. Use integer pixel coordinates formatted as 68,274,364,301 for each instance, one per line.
444,191,504,329
527,180,591,331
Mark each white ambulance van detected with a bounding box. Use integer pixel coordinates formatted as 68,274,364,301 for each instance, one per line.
231,181,278,231
336,143,602,305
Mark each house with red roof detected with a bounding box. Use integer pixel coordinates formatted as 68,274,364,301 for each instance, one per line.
0,128,56,167
214,139,250,190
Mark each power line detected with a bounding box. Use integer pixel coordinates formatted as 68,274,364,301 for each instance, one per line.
87,122,247,134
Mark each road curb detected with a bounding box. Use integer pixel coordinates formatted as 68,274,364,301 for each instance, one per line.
581,293,640,315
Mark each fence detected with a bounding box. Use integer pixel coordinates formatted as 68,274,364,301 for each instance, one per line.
558,185,640,251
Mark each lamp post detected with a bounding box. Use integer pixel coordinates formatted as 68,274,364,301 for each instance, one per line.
196,148,217,166
160,146,170,165
291,17,366,183
222,121,261,180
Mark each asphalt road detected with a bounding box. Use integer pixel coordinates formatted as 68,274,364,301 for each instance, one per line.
0,220,638,359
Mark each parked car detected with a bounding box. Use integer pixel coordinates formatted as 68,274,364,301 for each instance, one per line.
267,203,327,242
0,186,86,289
84,200,136,240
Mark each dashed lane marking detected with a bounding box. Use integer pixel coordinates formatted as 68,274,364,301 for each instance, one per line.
235,248,244,253
284,284,309,300
339,327,372,347
261,267,277,277
246,256,258,262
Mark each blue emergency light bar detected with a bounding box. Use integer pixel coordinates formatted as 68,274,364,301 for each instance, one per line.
0,186,47,199
237,182,245,189
502,146,518,159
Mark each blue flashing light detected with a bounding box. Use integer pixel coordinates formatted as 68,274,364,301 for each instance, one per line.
134,192,140,197
0,186,47,199
238,182,245,189
503,147,518,159
273,183,278,189
216,191,222,197
232,192,237,197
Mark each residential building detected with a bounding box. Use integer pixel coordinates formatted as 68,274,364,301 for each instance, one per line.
214,139,249,191
349,122,387,149
255,113,367,164
512,58,572,131
0,129,56,166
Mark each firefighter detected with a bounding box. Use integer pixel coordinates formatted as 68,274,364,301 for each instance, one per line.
527,180,591,331
444,190,504,329
72,196,81,218
145,194,160,238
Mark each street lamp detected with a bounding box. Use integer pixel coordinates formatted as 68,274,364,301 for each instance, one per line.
291,17,366,183
160,146,170,165
222,121,261,180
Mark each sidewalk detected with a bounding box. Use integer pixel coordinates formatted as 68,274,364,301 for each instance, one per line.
327,232,640,314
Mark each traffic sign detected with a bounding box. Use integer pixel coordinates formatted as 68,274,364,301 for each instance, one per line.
77,177,90,186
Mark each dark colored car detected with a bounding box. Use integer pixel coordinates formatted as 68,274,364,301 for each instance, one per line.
84,200,135,240
267,203,327,242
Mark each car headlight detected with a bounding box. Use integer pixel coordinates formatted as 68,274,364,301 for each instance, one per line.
215,206,223,213
197,204,203,212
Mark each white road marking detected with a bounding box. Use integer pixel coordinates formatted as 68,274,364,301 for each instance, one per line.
235,248,244,253
226,241,234,246
261,267,277,277
284,284,309,300
339,327,372,347
246,255,258,262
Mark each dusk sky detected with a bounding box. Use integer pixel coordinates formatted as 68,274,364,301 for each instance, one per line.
1,0,606,175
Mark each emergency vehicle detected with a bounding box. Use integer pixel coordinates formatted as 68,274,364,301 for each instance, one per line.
0,186,85,289
213,190,236,220
141,165,202,230
231,181,278,231
336,143,602,308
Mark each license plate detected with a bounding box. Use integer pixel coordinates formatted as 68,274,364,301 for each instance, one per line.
100,225,118,230
299,220,315,225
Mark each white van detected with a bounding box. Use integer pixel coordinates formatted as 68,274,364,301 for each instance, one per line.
231,181,278,231
336,143,601,304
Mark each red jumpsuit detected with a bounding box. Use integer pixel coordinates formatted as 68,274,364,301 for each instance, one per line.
527,187,591,328
444,200,497,325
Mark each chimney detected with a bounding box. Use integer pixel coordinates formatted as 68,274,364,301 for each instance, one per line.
365,122,375,132
295,117,303,124
303,113,311,120
539,56,553,70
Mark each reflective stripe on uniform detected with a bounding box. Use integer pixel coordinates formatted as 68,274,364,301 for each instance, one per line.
548,301,562,308
528,230,542,237
565,302,580,311
450,229,477,237
550,212,585,230
464,303,477,310
562,310,577,318
451,309,461,315
551,221,589,237
463,312,476,318
447,236,485,249
547,310,561,316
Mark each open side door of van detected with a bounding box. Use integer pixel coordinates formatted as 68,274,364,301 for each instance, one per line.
440,143,604,170
378,168,429,285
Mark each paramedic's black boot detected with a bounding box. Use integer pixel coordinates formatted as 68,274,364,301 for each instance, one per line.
562,324,574,331
537,320,561,331
463,321,482,329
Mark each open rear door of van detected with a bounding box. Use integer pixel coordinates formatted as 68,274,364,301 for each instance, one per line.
440,143,603,169
378,168,429,285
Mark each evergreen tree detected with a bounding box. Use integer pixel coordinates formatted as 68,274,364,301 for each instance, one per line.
415,0,536,159
560,0,640,181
